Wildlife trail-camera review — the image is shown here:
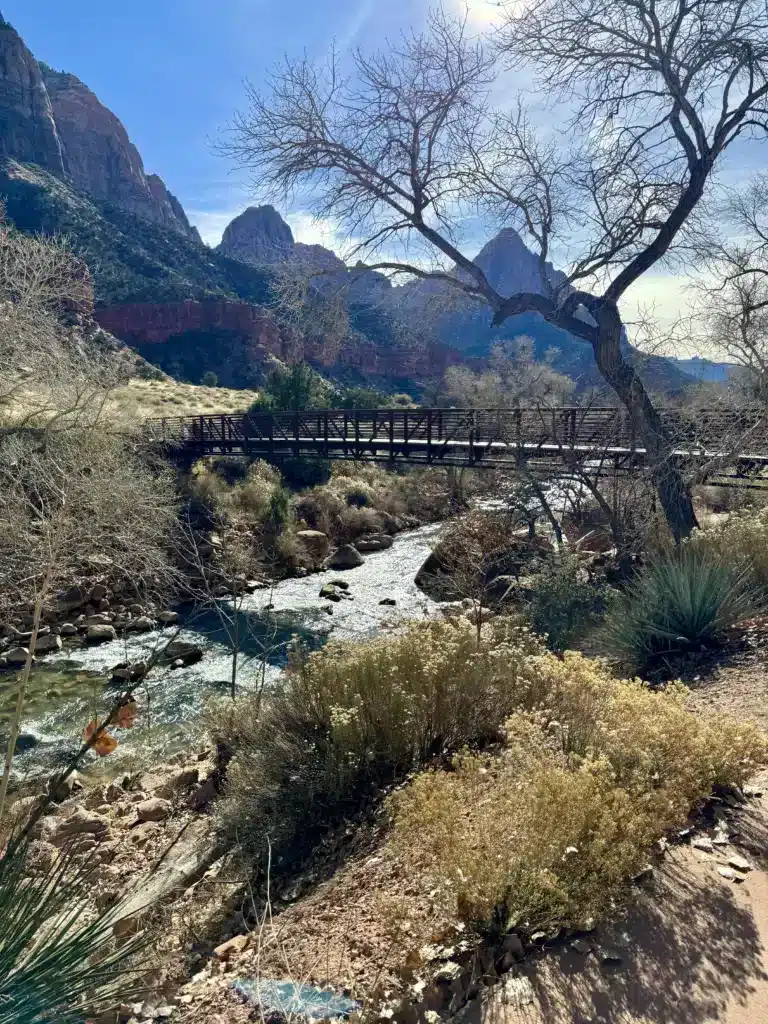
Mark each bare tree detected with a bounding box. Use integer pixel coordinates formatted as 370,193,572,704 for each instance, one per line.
0,429,179,822
691,174,768,401
225,3,768,540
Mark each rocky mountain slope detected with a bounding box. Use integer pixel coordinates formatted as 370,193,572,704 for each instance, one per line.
0,13,194,238
219,204,693,393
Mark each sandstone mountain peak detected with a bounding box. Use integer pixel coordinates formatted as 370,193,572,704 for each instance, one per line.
0,20,196,239
217,204,348,276
472,226,567,298
218,205,296,263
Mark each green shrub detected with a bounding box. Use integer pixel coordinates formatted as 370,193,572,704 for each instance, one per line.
216,618,543,861
528,553,607,651
277,455,332,488
601,542,761,671
265,487,293,533
389,650,767,938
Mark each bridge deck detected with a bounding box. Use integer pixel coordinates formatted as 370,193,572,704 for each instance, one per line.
144,406,768,481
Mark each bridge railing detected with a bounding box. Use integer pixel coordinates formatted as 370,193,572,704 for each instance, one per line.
144,406,639,449
142,405,768,459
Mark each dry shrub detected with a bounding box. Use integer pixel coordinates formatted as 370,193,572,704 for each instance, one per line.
695,506,768,590
188,458,281,526
233,460,282,520
217,618,543,860
389,650,767,937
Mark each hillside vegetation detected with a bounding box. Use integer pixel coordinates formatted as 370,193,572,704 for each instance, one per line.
0,160,274,306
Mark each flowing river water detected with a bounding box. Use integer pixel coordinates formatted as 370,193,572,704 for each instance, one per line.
1,524,444,781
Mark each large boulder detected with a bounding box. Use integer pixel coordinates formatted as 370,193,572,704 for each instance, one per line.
125,615,154,632
34,633,62,654
327,544,365,570
5,647,32,666
136,797,172,823
55,585,89,614
295,529,331,561
86,624,116,643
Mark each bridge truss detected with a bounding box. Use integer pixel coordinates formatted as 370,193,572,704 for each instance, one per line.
145,406,768,486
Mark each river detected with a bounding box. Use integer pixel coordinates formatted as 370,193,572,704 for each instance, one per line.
2,524,443,780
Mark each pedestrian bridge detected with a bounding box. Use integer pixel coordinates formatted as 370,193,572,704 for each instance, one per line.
144,406,768,484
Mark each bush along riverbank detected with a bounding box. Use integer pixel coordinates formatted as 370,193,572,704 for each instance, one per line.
5,615,764,1024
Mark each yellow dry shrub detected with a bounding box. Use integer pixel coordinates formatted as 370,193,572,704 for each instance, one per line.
217,618,543,857
390,740,658,934
187,458,230,513
389,650,768,936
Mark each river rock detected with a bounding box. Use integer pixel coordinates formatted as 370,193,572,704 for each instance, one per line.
111,661,147,683
14,732,38,753
82,613,113,626
16,626,50,642
86,624,117,643
90,584,108,602
157,610,179,625
126,616,155,632
379,597,397,606
1,624,19,638
327,544,365,570
56,585,89,613
50,771,82,802
296,529,331,560
355,534,394,552
319,584,343,601
136,797,172,822
162,640,203,666
52,807,110,845
214,934,249,960
35,633,62,654
5,646,32,665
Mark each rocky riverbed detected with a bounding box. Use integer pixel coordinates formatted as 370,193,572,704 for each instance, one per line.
1,524,444,781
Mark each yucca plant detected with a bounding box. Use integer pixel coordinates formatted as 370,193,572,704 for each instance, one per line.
601,542,762,671
0,837,147,1024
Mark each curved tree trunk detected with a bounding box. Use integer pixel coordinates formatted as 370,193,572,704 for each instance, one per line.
594,302,698,543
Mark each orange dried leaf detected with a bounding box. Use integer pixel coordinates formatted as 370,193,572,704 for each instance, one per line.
82,719,100,743
93,732,118,757
116,702,138,729
82,719,119,756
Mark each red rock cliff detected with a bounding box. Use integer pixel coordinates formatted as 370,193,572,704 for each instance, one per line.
95,300,461,379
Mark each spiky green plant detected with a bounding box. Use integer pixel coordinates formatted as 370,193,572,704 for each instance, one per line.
0,838,147,1023
601,542,762,671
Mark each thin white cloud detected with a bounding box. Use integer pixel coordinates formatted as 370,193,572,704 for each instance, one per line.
186,208,243,247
